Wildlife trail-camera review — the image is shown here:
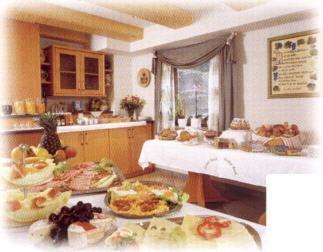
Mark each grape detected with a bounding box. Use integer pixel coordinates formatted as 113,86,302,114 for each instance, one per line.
60,206,70,214
85,212,94,219
49,213,58,223
84,203,92,211
92,207,102,213
48,202,98,243
61,216,71,226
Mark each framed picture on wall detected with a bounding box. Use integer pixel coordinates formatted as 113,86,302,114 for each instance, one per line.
268,30,321,98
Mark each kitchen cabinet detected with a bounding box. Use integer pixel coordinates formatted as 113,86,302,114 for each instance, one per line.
109,126,151,178
131,126,149,172
109,128,132,176
4,20,41,101
83,130,109,162
58,131,84,165
58,130,109,165
47,45,105,97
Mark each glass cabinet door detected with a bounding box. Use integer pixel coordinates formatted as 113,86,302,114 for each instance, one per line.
55,49,80,96
81,53,105,96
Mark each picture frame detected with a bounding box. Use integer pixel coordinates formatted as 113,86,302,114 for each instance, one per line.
137,68,151,87
268,30,320,98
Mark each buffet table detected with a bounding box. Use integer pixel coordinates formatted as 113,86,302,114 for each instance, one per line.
139,139,320,205
3,193,265,251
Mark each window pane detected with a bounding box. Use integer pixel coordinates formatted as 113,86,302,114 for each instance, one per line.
177,62,209,118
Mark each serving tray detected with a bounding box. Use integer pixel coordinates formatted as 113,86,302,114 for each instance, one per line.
138,215,261,249
105,180,183,219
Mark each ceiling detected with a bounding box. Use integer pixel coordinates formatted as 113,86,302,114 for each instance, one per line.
50,0,270,27
4,0,318,50
4,0,272,41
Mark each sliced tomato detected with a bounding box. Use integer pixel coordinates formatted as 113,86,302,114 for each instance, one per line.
47,188,61,198
197,221,222,240
34,161,47,170
7,200,21,212
205,216,231,228
31,196,47,209
74,221,96,231
205,216,219,223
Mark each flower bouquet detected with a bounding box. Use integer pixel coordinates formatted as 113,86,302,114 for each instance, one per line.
120,95,145,120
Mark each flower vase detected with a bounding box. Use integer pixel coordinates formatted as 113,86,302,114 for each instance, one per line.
178,118,187,128
127,109,135,121
191,117,201,129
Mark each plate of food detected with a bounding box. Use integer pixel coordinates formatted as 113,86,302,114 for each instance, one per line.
0,158,56,187
158,128,177,140
1,188,71,228
30,158,124,194
105,181,189,218
204,129,218,144
27,201,117,249
105,215,261,251
177,130,200,145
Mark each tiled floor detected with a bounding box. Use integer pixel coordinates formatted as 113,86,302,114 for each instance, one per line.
131,169,266,224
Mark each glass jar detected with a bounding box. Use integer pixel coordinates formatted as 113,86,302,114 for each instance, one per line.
25,98,36,115
14,100,25,115
36,98,46,114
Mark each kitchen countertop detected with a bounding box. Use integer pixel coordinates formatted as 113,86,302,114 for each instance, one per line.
0,121,147,134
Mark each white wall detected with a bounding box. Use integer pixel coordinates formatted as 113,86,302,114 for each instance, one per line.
236,17,321,137
112,55,132,115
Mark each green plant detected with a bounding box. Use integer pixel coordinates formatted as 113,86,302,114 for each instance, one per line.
175,95,185,119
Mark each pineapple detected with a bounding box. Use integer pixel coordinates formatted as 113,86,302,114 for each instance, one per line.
36,113,62,155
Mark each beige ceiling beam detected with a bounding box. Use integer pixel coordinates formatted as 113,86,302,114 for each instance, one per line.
6,1,143,42
39,25,91,47
87,0,193,29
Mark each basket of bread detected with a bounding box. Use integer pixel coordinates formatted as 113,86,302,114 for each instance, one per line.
253,122,303,155
158,128,177,141
177,130,200,145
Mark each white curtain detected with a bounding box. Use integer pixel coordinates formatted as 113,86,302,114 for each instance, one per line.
208,56,220,130
158,63,176,131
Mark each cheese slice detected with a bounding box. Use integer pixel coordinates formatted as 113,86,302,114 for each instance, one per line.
142,218,180,247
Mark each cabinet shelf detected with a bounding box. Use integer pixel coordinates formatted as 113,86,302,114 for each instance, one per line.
41,62,51,66
85,72,99,76
60,70,76,74
105,69,113,73
41,81,52,85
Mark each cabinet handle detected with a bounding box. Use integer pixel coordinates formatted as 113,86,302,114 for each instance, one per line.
80,133,84,145
127,129,131,138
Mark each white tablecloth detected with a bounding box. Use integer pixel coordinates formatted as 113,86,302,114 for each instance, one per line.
2,193,265,251
139,140,320,187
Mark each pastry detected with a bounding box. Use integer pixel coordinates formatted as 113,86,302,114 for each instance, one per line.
158,128,177,140
254,122,300,138
178,130,193,142
204,130,217,139
230,118,250,130
68,221,105,248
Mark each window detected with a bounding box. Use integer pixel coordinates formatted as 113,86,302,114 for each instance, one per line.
177,61,210,121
